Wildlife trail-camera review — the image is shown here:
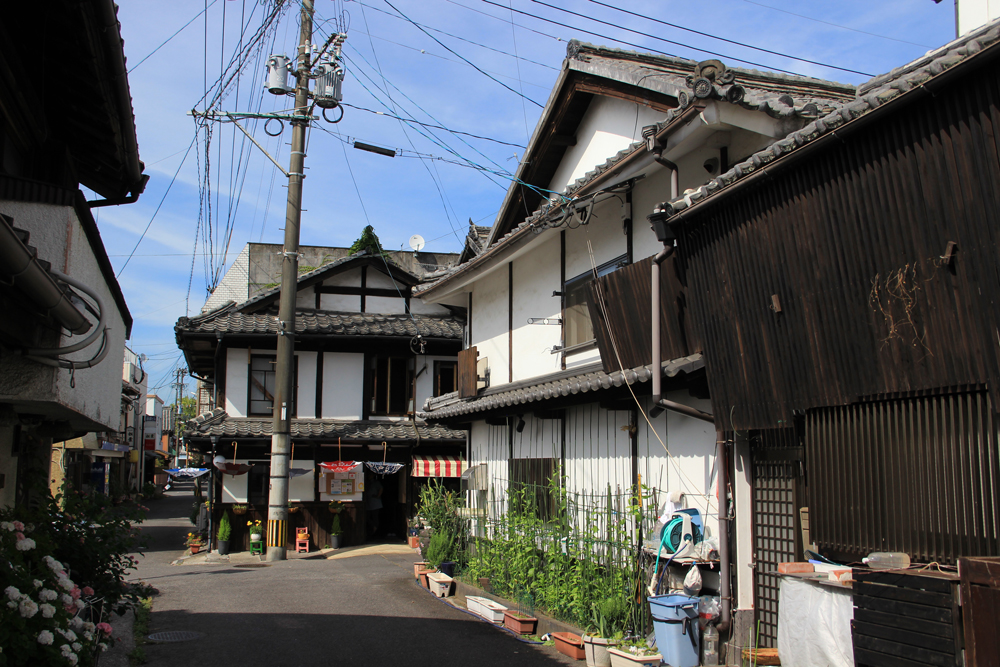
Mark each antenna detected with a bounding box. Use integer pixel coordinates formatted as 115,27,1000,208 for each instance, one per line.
408,234,426,252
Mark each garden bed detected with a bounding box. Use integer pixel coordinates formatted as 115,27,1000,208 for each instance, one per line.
450,577,587,639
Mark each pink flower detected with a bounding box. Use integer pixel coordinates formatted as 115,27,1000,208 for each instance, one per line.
70,586,81,600
15,532,24,541
96,623,112,637
12,521,24,531
82,587,94,597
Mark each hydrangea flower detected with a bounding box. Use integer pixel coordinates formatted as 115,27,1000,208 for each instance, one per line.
33,579,43,589
16,537,36,551
96,622,113,636
19,599,39,618
0,521,13,531
37,630,53,645
82,586,94,597
4,586,21,601
39,589,57,602
40,603,56,618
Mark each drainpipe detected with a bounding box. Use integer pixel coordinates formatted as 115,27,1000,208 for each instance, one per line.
646,146,732,636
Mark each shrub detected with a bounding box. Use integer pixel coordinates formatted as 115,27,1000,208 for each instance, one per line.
217,513,231,542
330,514,342,536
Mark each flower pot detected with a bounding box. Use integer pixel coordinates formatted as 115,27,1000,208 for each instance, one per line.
250,533,262,542
466,596,507,623
417,567,435,589
478,577,491,592
503,610,538,635
217,540,230,556
330,535,341,549
607,648,662,667
553,633,586,660
288,506,300,514
413,561,429,579
427,572,454,598
408,535,420,549
189,544,201,554
232,507,247,515
584,636,619,667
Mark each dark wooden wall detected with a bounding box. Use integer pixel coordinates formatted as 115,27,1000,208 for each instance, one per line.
677,57,1000,431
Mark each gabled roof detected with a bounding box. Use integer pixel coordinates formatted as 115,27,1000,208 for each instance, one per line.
176,303,464,339
238,251,420,314
653,18,1000,222
420,354,703,421
185,408,465,442
417,41,855,298
458,220,492,264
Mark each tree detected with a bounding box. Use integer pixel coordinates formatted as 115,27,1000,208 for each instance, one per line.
171,396,198,440
349,225,387,257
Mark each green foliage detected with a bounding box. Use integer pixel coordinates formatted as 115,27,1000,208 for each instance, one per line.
217,513,232,542
425,529,460,568
0,483,148,665
171,396,198,439
349,225,387,257
417,481,466,566
129,597,153,666
141,482,157,499
330,513,343,536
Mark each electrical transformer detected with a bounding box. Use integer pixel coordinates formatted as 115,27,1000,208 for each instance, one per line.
313,62,344,108
266,54,292,95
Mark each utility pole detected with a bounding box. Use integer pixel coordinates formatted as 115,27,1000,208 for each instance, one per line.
265,0,313,562
172,368,185,468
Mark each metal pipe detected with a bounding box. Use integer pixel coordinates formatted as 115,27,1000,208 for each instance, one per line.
716,434,732,635
25,270,105,356
649,153,678,417
0,218,91,335
652,397,714,423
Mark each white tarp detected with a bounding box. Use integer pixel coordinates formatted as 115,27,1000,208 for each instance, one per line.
777,576,855,667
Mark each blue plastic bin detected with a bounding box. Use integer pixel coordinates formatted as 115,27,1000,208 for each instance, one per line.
648,594,700,667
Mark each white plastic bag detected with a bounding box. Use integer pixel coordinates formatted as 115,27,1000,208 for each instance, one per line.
683,564,703,596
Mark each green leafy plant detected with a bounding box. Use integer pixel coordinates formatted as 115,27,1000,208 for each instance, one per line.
425,529,459,567
330,514,343,536
247,519,263,536
349,225,388,257
217,513,232,542
417,481,466,565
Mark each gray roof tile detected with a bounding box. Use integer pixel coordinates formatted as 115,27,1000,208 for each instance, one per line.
186,410,465,441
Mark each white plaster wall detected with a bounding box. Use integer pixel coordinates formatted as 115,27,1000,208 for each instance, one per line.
414,355,457,409
222,468,248,503
320,293,359,311
471,267,510,385
205,244,250,310
288,458,315,502
0,201,128,432
296,351,317,419
295,289,315,309
225,348,248,417
325,268,362,287
960,1,1000,35
322,352,364,419
366,295,407,313
511,234,562,382
366,270,399,289
408,299,451,315
548,96,665,194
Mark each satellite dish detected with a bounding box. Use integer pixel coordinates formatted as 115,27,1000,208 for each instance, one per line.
408,234,426,252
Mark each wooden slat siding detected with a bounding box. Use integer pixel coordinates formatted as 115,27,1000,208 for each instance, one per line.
807,392,1000,565
852,569,963,667
960,556,1000,667
854,646,946,667
587,254,693,374
678,59,1000,432
457,346,478,399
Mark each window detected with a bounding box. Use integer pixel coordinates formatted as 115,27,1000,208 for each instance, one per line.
564,255,628,348
248,355,297,417
509,457,560,521
434,361,457,397
369,356,415,416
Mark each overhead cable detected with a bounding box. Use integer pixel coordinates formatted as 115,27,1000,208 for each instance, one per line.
129,0,220,73
575,0,874,77
341,103,526,147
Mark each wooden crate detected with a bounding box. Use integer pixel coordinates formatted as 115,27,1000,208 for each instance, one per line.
851,569,962,667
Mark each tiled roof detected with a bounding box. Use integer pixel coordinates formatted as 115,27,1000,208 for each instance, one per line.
420,354,703,420
415,42,855,297
176,303,464,339
654,19,1000,220
186,409,466,441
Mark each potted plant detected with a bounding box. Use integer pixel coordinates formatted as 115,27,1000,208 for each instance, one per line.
247,519,264,543
552,633,587,661
328,500,344,514
232,504,248,515
185,532,204,554
217,512,232,555
585,598,625,667
607,639,662,667
330,513,343,549
287,501,300,514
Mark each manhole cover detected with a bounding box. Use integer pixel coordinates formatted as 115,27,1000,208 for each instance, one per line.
233,563,271,568
147,631,204,643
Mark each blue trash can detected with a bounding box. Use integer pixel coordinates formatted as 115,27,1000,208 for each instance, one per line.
648,594,700,667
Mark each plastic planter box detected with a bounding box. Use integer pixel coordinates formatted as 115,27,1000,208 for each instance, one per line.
553,632,586,660
466,596,507,623
607,648,662,667
502,610,538,635
427,572,453,598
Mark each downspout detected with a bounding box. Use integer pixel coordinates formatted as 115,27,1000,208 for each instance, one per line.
647,145,732,636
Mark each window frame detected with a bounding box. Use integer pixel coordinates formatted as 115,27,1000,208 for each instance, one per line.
247,354,298,417
563,254,628,352
433,360,457,397
367,354,416,417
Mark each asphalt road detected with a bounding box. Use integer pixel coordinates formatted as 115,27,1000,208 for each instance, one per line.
129,481,577,667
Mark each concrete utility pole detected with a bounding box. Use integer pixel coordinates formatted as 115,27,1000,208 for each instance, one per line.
172,368,185,467
266,0,314,561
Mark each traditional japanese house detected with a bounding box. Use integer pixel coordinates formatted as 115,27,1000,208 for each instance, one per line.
176,249,467,549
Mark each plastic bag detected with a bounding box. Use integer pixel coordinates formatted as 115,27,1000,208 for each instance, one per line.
699,595,720,628
683,564,703,596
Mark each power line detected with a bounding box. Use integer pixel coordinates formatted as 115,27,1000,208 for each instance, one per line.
129,0,220,73
741,0,933,49
575,0,874,77
442,0,565,43
383,0,544,108
116,134,198,278
485,0,803,76
341,103,526,147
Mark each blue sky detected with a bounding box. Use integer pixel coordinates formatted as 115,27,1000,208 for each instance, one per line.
103,0,957,398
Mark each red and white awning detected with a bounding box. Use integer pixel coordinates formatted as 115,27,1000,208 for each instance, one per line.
412,456,466,478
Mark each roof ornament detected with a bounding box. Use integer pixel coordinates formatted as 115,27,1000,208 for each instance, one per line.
684,59,745,106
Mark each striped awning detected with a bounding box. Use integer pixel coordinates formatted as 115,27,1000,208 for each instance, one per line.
412,456,466,478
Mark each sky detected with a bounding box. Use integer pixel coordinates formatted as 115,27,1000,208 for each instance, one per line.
102,0,958,399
